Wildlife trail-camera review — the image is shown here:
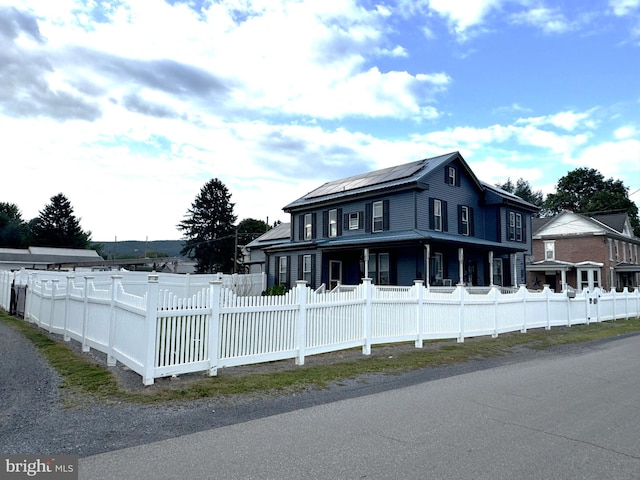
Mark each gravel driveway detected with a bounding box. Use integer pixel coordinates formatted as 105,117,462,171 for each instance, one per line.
2,317,632,458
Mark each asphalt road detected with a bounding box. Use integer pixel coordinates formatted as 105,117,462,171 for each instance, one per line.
79,334,640,480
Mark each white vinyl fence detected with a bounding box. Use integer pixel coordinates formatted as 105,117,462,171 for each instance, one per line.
1,270,638,385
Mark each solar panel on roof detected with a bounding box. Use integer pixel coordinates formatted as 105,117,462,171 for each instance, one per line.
305,160,426,199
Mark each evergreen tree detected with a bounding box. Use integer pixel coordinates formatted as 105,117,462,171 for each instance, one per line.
0,202,31,247
31,194,91,248
543,168,640,236
177,178,237,273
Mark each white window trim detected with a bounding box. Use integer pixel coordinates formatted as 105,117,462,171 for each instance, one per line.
434,199,442,232
449,167,456,185
461,205,469,236
544,240,555,261
278,257,287,285
304,213,312,240
349,212,359,230
372,201,383,233
303,254,312,283
328,209,337,238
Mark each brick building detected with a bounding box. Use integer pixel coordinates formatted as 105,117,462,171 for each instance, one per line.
526,211,640,292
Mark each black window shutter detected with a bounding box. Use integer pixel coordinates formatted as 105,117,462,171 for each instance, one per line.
382,200,390,230
298,215,304,240
469,207,475,236
365,203,372,233
343,212,349,230
286,255,291,287
323,210,329,238
457,205,463,234
336,209,343,236
444,167,449,184
429,198,435,230
311,213,317,239
456,168,461,187
311,254,316,289
359,211,364,229
442,201,448,232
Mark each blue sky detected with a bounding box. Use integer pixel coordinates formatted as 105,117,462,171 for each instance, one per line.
2,0,639,241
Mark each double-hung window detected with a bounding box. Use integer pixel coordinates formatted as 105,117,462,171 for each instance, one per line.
460,206,469,236
372,201,384,232
304,213,313,240
434,199,442,232
349,212,359,230
508,211,523,241
447,166,456,186
278,257,288,286
302,255,312,284
328,209,338,238
544,241,555,260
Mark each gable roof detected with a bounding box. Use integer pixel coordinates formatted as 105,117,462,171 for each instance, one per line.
283,151,539,212
245,223,291,250
533,211,639,242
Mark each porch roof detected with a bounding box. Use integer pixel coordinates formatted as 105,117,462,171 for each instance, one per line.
315,229,527,253
615,262,640,273
526,260,574,272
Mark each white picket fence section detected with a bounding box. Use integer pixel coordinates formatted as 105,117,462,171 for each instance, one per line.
1,270,639,385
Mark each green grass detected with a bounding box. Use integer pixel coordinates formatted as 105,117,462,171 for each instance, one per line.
2,310,639,405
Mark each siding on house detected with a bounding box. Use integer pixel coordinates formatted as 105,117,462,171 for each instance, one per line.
257,152,539,289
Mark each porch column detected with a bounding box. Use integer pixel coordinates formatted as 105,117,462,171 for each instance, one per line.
488,251,494,286
425,244,431,287
458,247,464,285
561,270,567,291
363,248,369,279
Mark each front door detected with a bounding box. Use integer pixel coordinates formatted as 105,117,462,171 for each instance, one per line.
329,260,342,290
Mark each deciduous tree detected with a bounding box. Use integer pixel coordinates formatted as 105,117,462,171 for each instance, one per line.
543,168,640,236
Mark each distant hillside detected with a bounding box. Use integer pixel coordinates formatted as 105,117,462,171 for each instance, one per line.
94,240,187,259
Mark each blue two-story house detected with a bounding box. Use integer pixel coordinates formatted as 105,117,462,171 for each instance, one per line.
260,152,539,290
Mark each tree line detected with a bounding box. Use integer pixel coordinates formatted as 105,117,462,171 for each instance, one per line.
2,167,638,274
0,193,91,250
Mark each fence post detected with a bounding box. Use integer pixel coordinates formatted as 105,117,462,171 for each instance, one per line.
519,285,528,333
414,280,424,348
82,276,94,352
208,280,222,377
492,286,500,338
142,274,160,386
63,275,74,341
49,279,59,333
456,284,465,343
544,285,551,330
295,281,308,366
38,279,48,329
25,273,34,322
107,275,123,367
362,278,372,355
584,289,590,325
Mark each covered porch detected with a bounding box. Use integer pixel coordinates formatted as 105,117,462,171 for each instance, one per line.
318,231,527,289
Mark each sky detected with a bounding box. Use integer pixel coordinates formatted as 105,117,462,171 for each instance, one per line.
1,0,639,242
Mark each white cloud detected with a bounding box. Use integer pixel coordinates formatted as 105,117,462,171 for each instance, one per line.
426,0,503,35
564,138,640,180
516,111,596,131
609,0,640,16
510,7,573,33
